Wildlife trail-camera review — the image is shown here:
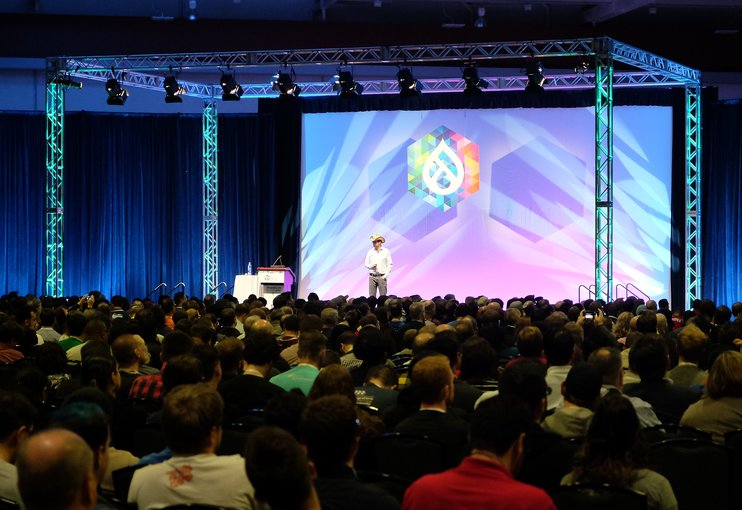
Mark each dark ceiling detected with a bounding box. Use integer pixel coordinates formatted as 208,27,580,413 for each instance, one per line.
1,1,741,73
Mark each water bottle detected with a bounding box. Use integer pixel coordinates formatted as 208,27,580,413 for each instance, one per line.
247,262,252,275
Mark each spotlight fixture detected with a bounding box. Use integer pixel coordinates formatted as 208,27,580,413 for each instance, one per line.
333,69,364,98
525,60,546,93
163,75,186,103
397,67,422,97
574,61,590,75
475,7,486,29
220,72,244,101
272,68,301,97
105,77,128,106
462,64,489,95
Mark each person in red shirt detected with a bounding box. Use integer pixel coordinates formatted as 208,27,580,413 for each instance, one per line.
402,394,556,510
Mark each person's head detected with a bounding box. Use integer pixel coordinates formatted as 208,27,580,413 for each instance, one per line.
588,347,623,387
216,337,244,374
470,395,532,474
365,364,398,389
459,336,496,381
244,426,316,510
263,390,308,439
243,331,279,366
300,395,359,474
82,319,108,343
562,363,602,409
515,326,543,358
297,330,327,365
543,327,576,366
17,429,97,510
410,354,454,405
408,302,425,322
577,393,644,482
320,307,339,327
498,360,549,422
308,364,355,402
81,356,120,398
628,334,668,382
67,312,87,337
192,344,221,386
111,334,149,368
39,307,56,328
636,311,658,334
706,350,742,399
50,401,110,483
0,391,36,460
282,314,300,334
676,323,707,364
161,330,195,362
353,327,386,365
162,354,205,394
162,383,223,455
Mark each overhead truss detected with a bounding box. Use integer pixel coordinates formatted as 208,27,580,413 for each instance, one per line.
46,36,701,304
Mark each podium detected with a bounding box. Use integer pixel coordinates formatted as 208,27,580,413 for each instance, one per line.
256,267,295,305
233,274,259,303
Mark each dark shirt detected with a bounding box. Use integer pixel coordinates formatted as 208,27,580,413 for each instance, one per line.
393,409,469,468
218,373,285,422
356,384,398,413
314,466,400,510
624,380,700,424
128,374,163,403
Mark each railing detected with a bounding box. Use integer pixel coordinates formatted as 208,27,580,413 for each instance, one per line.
615,283,651,301
578,284,596,303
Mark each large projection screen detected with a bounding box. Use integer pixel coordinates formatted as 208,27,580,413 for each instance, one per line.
300,106,672,301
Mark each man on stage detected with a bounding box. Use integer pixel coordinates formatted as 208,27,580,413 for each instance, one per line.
365,233,392,297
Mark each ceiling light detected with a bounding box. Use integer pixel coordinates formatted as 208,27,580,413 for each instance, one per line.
475,7,486,29
462,65,488,95
333,70,364,98
106,77,128,106
397,68,422,97
525,61,546,93
272,69,301,97
220,72,244,101
164,75,186,103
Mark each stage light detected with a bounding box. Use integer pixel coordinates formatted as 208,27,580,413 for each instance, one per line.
271,69,301,97
106,77,128,106
164,75,186,103
333,70,364,98
462,65,489,95
397,67,422,97
475,7,486,28
525,60,546,93
220,72,244,101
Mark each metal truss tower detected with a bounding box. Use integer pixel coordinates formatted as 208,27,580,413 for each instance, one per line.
202,99,219,298
685,87,702,308
593,43,614,303
45,81,65,297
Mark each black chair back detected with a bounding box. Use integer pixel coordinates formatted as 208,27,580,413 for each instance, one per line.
639,424,711,444
725,429,742,507
371,432,447,483
130,426,167,458
0,497,20,510
356,471,409,503
216,429,247,456
650,438,732,510
554,483,647,510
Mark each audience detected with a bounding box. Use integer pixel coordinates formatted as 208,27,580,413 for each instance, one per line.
1,289,740,510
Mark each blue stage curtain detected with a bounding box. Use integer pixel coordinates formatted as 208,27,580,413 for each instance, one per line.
218,114,279,290
64,112,203,299
0,113,46,295
702,100,742,305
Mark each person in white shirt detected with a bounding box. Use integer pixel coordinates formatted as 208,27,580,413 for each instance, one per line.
128,383,256,510
364,233,393,297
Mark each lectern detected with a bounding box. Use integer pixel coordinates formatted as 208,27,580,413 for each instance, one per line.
256,267,295,305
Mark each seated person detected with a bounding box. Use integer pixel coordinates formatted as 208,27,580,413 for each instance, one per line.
301,395,399,510
542,363,602,438
128,383,256,509
561,393,678,510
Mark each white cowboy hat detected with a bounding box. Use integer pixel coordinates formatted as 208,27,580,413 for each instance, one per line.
369,233,386,243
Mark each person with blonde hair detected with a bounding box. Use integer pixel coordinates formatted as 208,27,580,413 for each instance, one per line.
680,350,742,443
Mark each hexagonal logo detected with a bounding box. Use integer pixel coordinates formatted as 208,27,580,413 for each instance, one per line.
408,126,479,211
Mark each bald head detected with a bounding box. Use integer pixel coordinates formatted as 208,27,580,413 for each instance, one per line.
17,429,97,510
250,319,274,336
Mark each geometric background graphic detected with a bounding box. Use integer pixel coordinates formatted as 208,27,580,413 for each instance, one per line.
408,125,479,211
